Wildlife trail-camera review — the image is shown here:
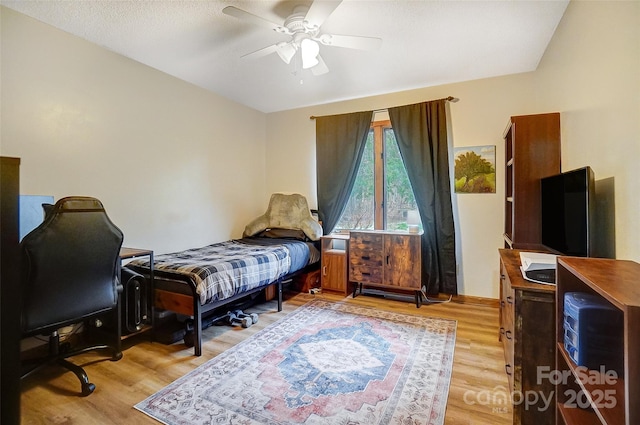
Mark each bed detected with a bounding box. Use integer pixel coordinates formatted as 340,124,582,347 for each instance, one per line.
128,194,323,356
128,233,319,355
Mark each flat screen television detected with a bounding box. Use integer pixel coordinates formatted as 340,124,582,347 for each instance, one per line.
540,166,595,257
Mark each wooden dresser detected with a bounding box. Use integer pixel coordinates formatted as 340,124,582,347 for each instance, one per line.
499,248,556,425
349,230,422,305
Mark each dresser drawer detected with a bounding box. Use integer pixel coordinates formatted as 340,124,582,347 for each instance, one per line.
349,265,382,284
350,251,383,266
349,237,383,284
349,232,383,252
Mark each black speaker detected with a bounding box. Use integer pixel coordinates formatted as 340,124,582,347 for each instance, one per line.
120,267,149,334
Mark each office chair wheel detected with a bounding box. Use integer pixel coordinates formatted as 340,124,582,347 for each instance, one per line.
111,351,123,361
81,382,96,397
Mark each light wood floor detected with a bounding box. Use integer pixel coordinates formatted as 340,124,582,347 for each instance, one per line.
20,291,513,424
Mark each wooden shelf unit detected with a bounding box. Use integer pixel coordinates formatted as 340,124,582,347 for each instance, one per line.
503,113,560,249
498,249,556,424
555,256,640,425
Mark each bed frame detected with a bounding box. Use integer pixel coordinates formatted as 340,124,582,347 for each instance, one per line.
133,264,315,356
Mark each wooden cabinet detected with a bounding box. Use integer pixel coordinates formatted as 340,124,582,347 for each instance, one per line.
499,249,556,425
555,257,640,425
503,113,560,249
320,234,349,295
1,157,21,425
384,233,422,288
349,230,422,305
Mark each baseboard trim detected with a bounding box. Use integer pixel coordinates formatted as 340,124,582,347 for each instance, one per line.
450,294,499,307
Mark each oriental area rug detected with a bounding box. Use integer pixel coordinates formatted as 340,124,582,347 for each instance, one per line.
135,299,457,425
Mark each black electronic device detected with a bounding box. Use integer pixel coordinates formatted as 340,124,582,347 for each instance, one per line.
524,268,556,284
120,267,149,334
541,166,595,257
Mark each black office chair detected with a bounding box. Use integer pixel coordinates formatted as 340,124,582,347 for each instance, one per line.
20,196,124,396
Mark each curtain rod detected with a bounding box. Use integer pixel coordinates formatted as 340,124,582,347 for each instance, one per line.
309,96,458,120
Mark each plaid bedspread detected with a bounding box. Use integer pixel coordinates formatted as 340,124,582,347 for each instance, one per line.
129,240,291,305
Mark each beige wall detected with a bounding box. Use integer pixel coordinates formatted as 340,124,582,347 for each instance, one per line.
1,7,268,254
266,1,640,298
533,0,640,261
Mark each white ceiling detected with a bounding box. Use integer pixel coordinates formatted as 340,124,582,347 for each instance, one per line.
2,0,569,113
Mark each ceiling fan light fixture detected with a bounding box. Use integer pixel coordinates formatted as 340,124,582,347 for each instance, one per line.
276,42,297,64
301,38,320,69
225,0,383,77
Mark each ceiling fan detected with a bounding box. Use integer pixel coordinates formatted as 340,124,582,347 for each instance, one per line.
222,0,382,76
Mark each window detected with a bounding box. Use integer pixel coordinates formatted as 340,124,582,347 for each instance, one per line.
336,120,421,231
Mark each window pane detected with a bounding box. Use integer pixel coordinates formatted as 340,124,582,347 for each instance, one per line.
335,131,375,230
384,128,421,231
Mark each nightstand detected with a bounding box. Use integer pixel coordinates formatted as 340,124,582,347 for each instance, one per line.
320,233,349,295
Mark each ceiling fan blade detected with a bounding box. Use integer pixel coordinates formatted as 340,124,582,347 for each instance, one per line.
316,34,382,51
311,55,329,76
222,6,289,34
240,44,279,60
304,0,342,29
317,34,382,51
275,42,297,64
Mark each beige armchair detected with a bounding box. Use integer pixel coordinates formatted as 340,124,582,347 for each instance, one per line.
243,193,322,241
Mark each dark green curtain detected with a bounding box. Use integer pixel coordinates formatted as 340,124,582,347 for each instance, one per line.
388,99,457,295
315,111,373,234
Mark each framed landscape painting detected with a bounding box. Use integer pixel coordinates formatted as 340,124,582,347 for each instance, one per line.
454,145,496,193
